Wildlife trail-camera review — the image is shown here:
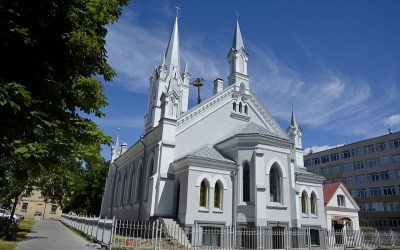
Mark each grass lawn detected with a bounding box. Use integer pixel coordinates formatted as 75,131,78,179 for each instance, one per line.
0,219,36,250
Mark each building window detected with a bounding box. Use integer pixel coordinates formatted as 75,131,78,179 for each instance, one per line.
312,157,320,166
304,160,311,167
354,161,364,170
50,205,57,213
383,186,396,195
359,203,370,212
357,189,368,198
364,145,375,154
355,174,365,184
332,166,342,174
21,203,28,212
244,105,248,115
344,177,353,186
371,202,384,212
239,102,243,113
243,162,250,202
366,159,377,168
380,171,392,180
343,163,353,172
233,102,237,111
351,148,362,157
214,182,222,209
396,169,400,178
310,192,317,215
330,153,340,162
337,195,345,207
321,155,330,163
341,150,351,159
379,157,389,167
386,202,400,212
270,165,281,203
390,139,400,149
375,142,387,152
199,180,208,208
312,170,321,176
301,191,308,214
393,154,400,163
322,167,332,176
370,187,381,197
367,172,379,182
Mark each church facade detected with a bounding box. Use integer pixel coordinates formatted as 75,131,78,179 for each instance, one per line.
100,16,327,233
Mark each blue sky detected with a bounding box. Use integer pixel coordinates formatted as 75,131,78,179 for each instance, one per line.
95,0,400,160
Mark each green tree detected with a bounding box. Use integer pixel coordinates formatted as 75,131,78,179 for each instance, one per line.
0,0,129,215
39,158,109,216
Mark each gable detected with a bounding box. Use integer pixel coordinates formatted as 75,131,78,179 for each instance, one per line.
325,183,359,210
174,84,290,158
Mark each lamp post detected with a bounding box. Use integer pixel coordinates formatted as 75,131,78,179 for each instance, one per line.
192,78,204,105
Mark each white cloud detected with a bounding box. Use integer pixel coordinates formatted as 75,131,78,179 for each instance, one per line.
384,114,400,127
105,7,400,140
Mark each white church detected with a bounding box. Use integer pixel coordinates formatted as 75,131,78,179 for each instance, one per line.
100,15,331,237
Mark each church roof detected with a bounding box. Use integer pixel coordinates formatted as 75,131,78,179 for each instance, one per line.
186,145,235,163
323,182,342,205
294,166,318,176
227,121,287,140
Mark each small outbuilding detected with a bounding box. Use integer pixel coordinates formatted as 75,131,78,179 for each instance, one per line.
324,182,360,231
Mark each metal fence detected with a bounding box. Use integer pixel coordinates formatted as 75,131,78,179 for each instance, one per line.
61,214,400,249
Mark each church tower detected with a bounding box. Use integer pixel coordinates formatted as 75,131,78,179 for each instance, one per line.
228,21,249,89
144,15,190,133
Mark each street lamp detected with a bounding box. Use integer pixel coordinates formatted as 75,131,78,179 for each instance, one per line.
192,78,204,105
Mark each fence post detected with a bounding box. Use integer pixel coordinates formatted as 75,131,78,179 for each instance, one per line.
109,216,116,250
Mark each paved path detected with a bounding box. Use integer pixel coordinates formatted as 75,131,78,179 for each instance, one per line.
16,219,93,250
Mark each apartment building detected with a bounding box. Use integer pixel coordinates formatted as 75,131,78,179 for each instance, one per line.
304,131,400,230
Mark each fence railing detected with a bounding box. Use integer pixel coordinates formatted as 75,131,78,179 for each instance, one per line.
61,214,400,249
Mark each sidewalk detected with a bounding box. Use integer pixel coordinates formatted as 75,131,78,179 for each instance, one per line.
16,219,92,250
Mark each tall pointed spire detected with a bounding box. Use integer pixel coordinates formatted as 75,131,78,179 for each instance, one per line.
164,15,180,70
232,20,244,50
291,106,298,128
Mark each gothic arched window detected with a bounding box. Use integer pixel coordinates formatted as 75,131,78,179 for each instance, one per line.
301,191,308,214
233,102,237,111
214,182,222,209
239,102,243,113
121,170,127,204
128,164,135,203
269,165,281,203
310,192,317,215
199,180,208,207
243,162,250,202
244,105,248,115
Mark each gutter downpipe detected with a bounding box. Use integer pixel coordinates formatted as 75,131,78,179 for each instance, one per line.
138,136,147,221
232,167,238,227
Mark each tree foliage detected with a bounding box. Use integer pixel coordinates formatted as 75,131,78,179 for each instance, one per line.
0,0,129,209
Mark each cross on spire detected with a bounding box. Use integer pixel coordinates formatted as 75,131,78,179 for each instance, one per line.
175,6,181,16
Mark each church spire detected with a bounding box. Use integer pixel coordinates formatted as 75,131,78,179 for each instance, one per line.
164,15,180,71
291,106,298,128
228,20,249,87
232,20,244,50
